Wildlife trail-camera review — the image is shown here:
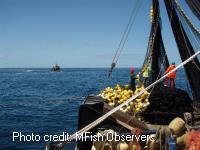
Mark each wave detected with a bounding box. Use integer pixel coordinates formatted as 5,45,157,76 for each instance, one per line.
26,69,33,72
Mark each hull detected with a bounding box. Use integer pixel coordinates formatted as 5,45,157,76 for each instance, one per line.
76,86,200,150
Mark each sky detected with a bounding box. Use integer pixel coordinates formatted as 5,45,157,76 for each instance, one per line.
0,0,199,68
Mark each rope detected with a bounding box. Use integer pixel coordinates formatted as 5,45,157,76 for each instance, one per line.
169,0,200,71
175,0,200,35
163,0,200,98
108,0,142,77
112,0,140,63
177,7,200,48
175,5,200,71
48,51,200,149
185,0,200,19
115,0,143,64
175,0,200,52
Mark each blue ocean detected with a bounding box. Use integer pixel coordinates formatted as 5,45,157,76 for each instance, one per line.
0,68,189,150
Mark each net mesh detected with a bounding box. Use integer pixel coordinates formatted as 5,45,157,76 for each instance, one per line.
185,0,200,20
140,0,169,85
164,0,200,102
174,0,200,61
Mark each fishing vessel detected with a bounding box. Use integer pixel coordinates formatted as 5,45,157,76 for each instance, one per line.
46,0,200,149
51,63,61,72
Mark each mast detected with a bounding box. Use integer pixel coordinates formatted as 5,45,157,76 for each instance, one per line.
164,0,200,102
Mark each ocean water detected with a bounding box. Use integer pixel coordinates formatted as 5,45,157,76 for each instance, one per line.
0,68,190,150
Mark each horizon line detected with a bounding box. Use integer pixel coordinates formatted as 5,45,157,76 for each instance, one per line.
0,67,142,69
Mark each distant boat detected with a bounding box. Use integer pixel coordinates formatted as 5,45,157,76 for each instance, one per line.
51,64,61,72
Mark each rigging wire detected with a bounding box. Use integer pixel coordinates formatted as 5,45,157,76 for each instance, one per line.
112,0,140,63
108,0,142,77
115,1,143,64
